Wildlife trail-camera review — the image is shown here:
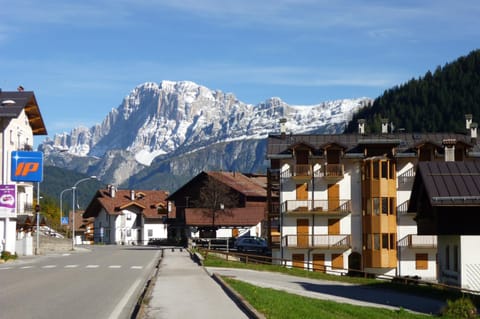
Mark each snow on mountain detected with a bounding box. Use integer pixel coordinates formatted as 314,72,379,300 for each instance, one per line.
39,81,371,185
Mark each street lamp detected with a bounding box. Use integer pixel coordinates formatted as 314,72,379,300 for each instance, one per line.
59,187,72,225
72,176,97,250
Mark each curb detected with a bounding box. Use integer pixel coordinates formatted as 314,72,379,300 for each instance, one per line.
211,272,266,319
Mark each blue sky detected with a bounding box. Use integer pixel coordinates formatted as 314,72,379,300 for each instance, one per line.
1,1,479,145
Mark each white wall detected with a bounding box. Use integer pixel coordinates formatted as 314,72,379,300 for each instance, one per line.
460,236,480,291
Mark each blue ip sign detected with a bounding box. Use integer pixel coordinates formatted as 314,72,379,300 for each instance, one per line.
11,151,43,182
61,217,69,225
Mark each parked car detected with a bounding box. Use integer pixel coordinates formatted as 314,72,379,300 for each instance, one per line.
234,236,268,253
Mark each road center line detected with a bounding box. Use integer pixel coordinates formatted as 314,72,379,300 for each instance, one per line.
86,265,99,268
109,265,122,268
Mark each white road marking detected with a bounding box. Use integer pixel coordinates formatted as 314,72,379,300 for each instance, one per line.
131,266,143,269
109,265,122,269
86,265,99,268
20,266,34,269
42,265,57,269
65,264,79,268
0,267,12,270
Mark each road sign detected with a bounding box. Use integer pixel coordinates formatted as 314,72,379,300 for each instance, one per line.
61,217,69,225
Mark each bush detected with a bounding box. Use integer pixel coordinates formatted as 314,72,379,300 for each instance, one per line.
442,297,477,319
1,251,17,261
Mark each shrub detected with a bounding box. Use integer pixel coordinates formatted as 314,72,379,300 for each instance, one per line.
442,297,477,319
1,251,17,261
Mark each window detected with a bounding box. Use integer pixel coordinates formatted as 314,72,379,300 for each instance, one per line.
126,213,131,220
381,161,388,179
373,198,380,215
390,198,396,215
373,234,380,250
445,246,450,270
148,229,153,237
382,234,389,249
453,245,459,272
127,229,131,237
416,253,428,270
389,233,396,250
381,197,388,215
373,162,379,179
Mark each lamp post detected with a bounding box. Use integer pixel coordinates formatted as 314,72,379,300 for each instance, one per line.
72,176,97,250
59,188,72,225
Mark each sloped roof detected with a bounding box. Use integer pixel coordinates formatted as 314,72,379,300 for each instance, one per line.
206,171,267,197
0,90,47,135
83,188,169,219
411,161,480,207
267,132,479,158
185,206,264,227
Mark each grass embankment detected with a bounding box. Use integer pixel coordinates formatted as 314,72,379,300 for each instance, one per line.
224,278,431,319
201,251,479,318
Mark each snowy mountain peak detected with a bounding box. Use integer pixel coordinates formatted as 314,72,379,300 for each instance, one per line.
39,81,372,185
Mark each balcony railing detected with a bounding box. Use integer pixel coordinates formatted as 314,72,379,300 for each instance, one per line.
314,164,344,178
397,167,415,190
282,234,351,249
397,200,411,215
398,234,437,248
281,199,352,214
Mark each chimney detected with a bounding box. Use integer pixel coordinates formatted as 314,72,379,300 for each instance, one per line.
465,114,473,130
130,190,135,200
358,119,366,135
279,118,287,139
471,122,478,143
443,139,456,162
381,118,389,134
109,185,116,198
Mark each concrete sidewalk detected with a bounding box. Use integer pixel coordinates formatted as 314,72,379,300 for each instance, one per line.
141,249,251,319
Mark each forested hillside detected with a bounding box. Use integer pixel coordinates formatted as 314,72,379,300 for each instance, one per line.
345,49,480,133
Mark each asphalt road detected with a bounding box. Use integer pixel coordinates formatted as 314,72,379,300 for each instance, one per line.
0,246,160,319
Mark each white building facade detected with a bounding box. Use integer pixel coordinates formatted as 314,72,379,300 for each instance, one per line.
267,117,479,280
0,90,47,254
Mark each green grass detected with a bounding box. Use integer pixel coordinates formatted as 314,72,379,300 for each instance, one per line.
224,278,433,319
201,251,479,306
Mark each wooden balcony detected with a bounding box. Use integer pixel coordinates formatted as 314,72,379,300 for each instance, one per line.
398,234,437,249
282,199,352,215
314,164,344,180
279,164,313,180
282,234,351,249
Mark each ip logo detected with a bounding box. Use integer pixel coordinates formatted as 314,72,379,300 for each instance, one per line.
11,151,43,182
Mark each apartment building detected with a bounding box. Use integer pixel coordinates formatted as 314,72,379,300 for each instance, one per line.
266,116,479,279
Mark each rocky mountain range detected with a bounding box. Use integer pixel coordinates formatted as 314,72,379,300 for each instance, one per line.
38,81,372,191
